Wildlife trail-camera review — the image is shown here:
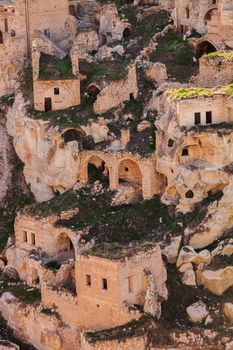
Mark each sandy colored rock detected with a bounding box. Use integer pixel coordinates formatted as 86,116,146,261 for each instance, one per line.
224,303,233,323
198,267,233,296
177,246,211,267
186,301,209,323
162,235,182,264
179,262,196,286
145,62,168,85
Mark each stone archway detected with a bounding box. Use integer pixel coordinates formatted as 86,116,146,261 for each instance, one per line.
204,8,217,25
57,232,75,258
62,128,84,143
118,159,142,185
196,40,217,58
87,84,101,101
123,27,131,38
87,155,109,185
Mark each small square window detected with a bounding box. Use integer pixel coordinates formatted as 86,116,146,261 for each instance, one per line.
31,233,36,245
54,88,60,95
86,274,91,286
102,278,108,290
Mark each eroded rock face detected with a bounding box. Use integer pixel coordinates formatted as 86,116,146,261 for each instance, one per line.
224,303,233,323
0,121,12,203
145,62,168,86
6,94,80,202
185,180,233,249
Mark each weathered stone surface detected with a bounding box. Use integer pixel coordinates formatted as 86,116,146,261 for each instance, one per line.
177,246,211,267
198,267,233,296
179,262,196,286
3,266,19,280
162,235,182,264
145,62,168,85
224,303,233,323
186,301,209,323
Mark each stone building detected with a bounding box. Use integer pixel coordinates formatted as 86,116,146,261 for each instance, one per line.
154,85,233,212
3,201,167,348
193,51,233,87
173,0,233,55
32,42,81,111
0,0,25,96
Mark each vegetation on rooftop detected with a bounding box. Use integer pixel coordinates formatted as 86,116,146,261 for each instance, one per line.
206,51,233,61
79,59,129,84
166,86,214,100
39,54,74,80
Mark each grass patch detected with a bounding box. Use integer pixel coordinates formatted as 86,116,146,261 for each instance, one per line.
0,271,41,304
80,59,130,84
39,54,74,80
150,30,198,82
85,315,152,343
22,187,223,258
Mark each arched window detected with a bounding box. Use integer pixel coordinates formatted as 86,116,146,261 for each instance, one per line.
185,190,194,198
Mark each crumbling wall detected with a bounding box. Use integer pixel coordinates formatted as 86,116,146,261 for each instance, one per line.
194,53,233,87
41,283,79,326
0,293,81,350
93,65,138,114
81,334,146,350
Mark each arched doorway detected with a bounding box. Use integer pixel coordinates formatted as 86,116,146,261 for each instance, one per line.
204,8,217,25
62,128,84,143
117,159,143,202
87,155,109,185
196,40,217,58
87,84,101,101
123,27,131,38
31,268,40,286
101,33,107,46
57,233,75,259
0,31,3,44
118,159,142,185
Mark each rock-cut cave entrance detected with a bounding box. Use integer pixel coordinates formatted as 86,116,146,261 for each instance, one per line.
196,40,217,58
87,155,109,186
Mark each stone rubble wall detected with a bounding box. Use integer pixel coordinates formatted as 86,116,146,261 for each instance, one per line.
0,293,81,350
93,65,138,114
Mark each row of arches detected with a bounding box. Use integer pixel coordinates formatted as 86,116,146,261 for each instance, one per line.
87,155,143,188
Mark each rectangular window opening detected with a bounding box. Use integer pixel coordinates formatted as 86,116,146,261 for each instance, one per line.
4,18,8,32
102,278,108,290
86,274,91,286
31,233,36,245
206,111,212,124
194,112,201,125
128,276,134,293
54,87,60,95
23,230,27,242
